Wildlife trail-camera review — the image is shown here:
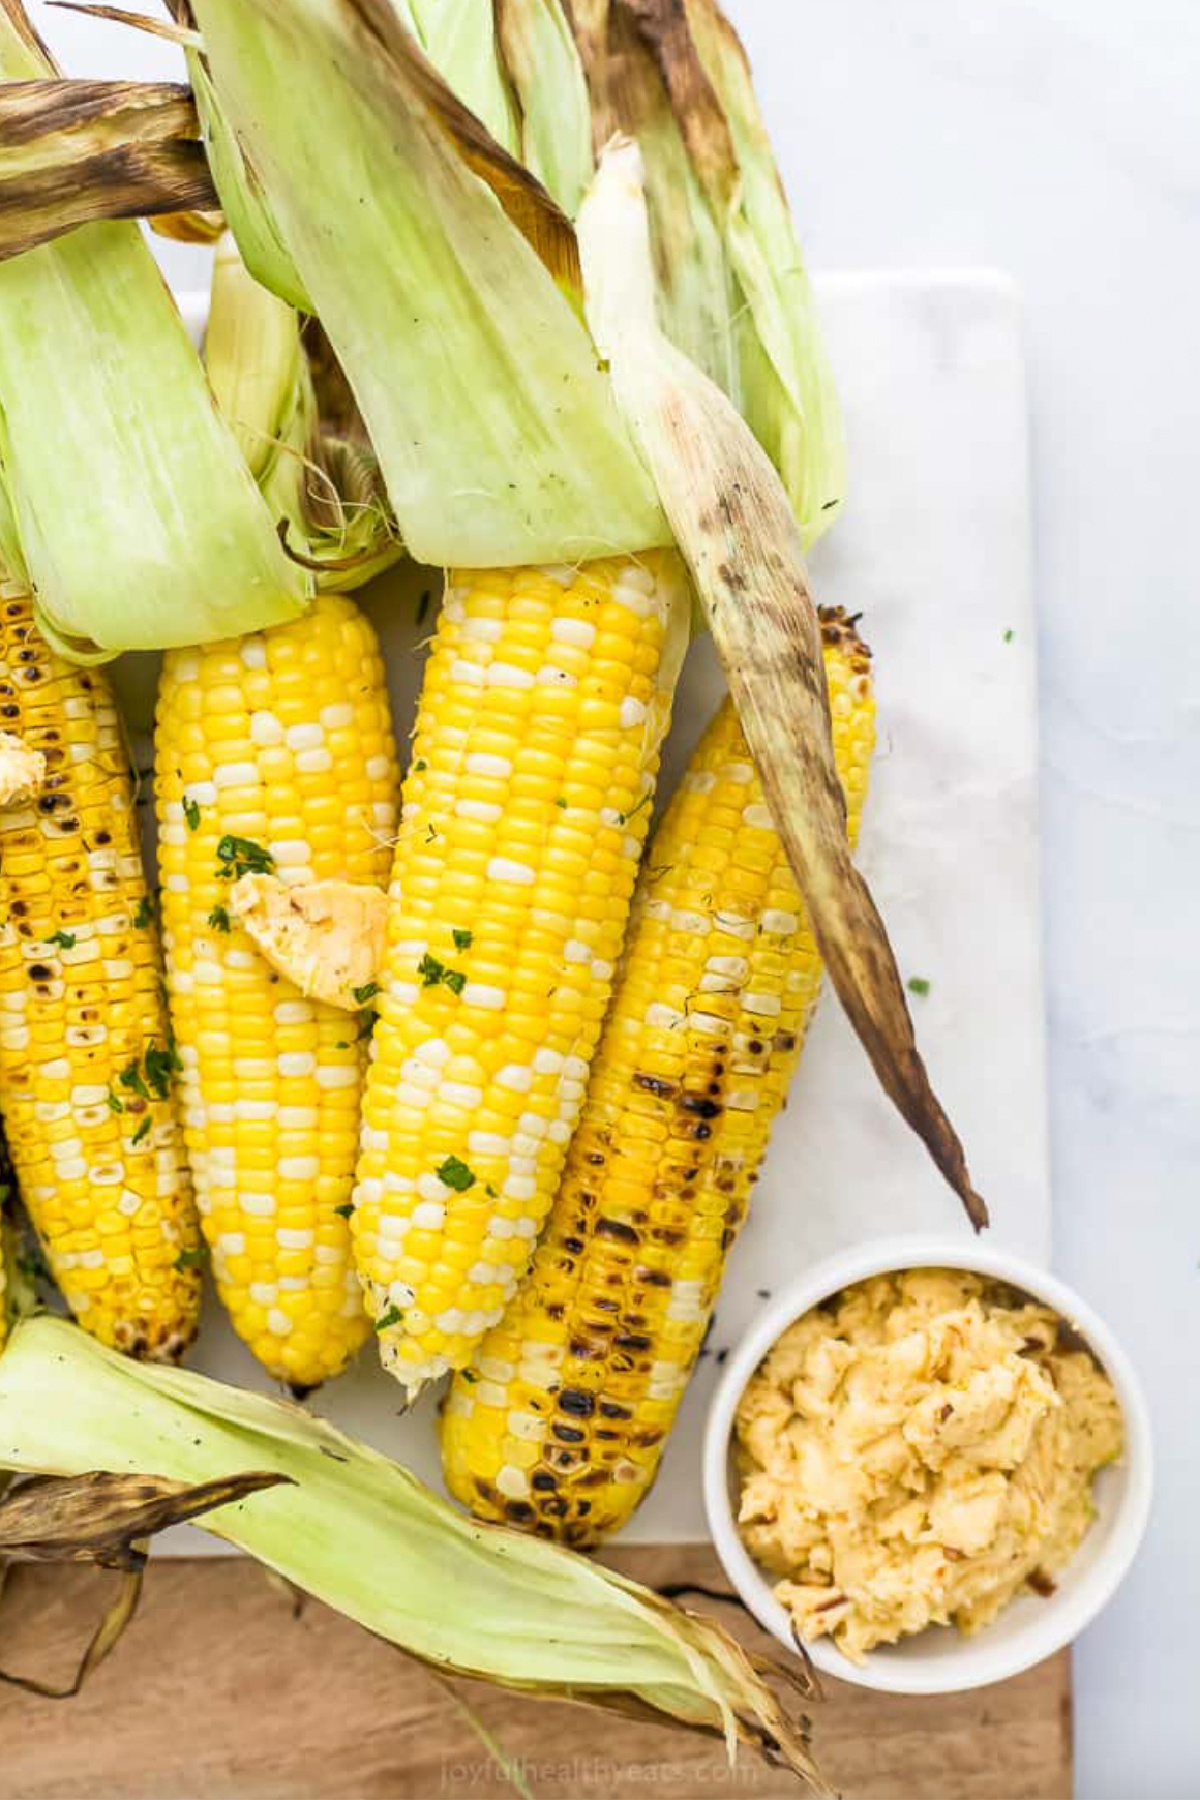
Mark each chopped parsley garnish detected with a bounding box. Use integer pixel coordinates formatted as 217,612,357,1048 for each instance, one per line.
144,1042,181,1100
118,1043,180,1104
355,1008,379,1043
907,977,932,998
182,795,201,832
215,835,275,881
413,759,427,773
417,953,466,995
437,1155,476,1193
452,927,473,951
130,1115,152,1146
459,1369,479,1384
334,1040,349,1051
118,1058,150,1100
106,1090,124,1114
352,982,380,1006
132,896,153,929
174,1246,207,1272
555,796,567,809
1002,628,1015,644
48,930,76,950
375,1305,404,1332
333,1202,355,1219
207,904,231,933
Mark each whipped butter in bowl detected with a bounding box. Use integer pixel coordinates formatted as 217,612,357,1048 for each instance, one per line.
703,1237,1152,1694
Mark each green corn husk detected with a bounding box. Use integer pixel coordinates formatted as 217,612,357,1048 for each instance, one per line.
186,51,310,314
0,0,308,657
402,0,522,153
189,0,669,568
0,455,23,585
204,234,400,591
564,0,844,546
0,1,841,547
493,0,594,216
681,0,844,542
603,5,740,397
0,1317,829,1791
579,139,986,1230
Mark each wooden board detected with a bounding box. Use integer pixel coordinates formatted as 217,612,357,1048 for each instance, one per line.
1,1549,1071,1799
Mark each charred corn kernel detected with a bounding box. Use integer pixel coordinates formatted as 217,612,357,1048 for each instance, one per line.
156,594,399,1387
354,554,691,1393
0,582,201,1360
441,609,875,1543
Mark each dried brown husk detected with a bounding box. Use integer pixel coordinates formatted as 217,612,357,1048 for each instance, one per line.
0,1468,288,1697
0,77,214,259
580,139,986,1229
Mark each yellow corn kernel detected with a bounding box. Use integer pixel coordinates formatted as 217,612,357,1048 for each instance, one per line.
354,554,691,1393
0,582,201,1360
156,593,399,1388
441,608,876,1542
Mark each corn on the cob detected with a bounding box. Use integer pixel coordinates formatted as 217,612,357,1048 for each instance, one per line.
353,553,690,1393
0,580,201,1359
441,609,875,1542
156,593,398,1387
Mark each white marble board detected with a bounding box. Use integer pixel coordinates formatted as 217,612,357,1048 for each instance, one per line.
124,269,1043,1548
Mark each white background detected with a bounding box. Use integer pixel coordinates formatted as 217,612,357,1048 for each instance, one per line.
27,3,1200,1795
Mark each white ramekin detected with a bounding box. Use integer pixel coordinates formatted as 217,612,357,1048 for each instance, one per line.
702,1233,1153,1695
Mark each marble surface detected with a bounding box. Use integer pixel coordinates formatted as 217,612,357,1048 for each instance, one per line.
26,4,1200,1796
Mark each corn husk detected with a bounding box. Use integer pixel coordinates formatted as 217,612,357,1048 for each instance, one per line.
0,459,22,585
402,0,521,152
494,0,594,216
0,0,308,657
579,139,986,1229
186,48,311,311
566,0,844,546
4,1,841,547
0,75,211,259
204,234,400,591
0,1468,287,1697
189,0,668,567
604,6,740,394
0,1316,829,1790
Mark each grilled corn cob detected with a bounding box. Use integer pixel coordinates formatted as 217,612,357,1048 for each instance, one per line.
0,580,201,1359
353,554,690,1393
441,609,875,1542
156,593,398,1387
